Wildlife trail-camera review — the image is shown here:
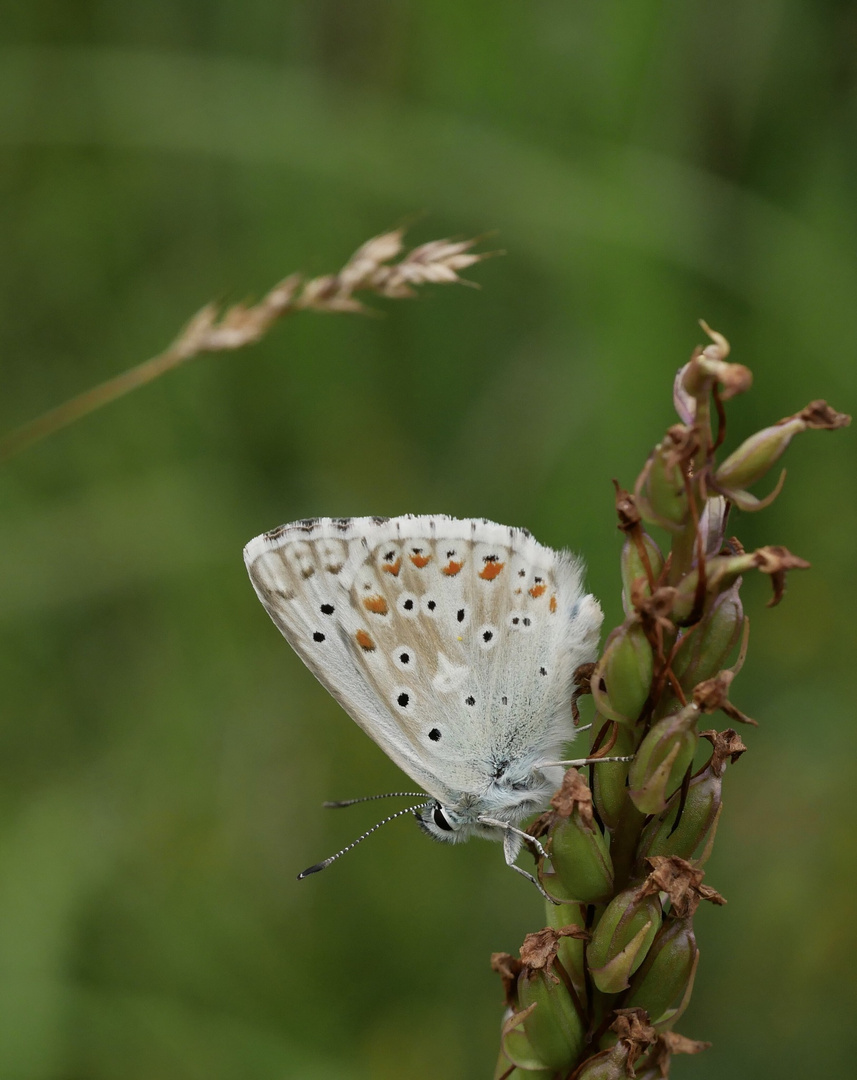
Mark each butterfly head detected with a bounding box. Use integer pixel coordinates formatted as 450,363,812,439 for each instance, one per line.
415,762,561,845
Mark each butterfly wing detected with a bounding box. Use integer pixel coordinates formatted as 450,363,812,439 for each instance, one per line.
244,515,602,806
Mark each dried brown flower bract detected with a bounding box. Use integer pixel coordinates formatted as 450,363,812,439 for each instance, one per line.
693,669,756,726
753,544,811,606
611,1007,659,1072
549,768,596,827
614,480,643,532
641,856,726,918
649,1031,712,1077
700,728,748,776
519,925,590,976
491,952,524,1005
794,399,851,430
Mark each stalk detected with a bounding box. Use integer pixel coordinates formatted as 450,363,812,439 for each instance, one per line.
492,325,849,1079
0,229,494,463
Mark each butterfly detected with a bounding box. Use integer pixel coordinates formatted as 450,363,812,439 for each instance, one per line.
244,515,604,896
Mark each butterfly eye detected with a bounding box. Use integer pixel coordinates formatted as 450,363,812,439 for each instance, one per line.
432,805,453,832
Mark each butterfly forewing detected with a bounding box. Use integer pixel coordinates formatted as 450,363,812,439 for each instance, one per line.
244,515,602,806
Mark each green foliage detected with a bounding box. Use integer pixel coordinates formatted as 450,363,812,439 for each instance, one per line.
1,2,856,1078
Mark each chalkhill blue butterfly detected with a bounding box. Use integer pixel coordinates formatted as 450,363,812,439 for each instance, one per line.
244,515,608,897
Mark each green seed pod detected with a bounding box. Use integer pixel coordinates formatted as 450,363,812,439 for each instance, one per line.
636,768,722,866
547,811,614,905
571,1043,630,1080
591,621,654,725
592,723,637,829
544,902,588,1009
671,552,756,623
628,707,698,815
500,1007,553,1073
587,887,662,994
714,417,805,492
635,440,689,531
621,532,666,613
672,584,743,693
517,968,586,1071
624,918,698,1026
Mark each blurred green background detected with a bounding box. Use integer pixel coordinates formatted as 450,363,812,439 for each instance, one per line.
1,2,855,1077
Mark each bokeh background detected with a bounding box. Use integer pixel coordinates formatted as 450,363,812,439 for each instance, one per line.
2,3,856,1077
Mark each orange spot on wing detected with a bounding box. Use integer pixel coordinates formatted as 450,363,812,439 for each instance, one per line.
382,558,401,576
549,595,558,613
410,553,431,568
355,630,376,651
363,595,389,615
529,583,547,598
442,560,463,576
479,561,505,580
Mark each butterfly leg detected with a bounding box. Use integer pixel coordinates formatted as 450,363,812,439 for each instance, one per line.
480,817,548,860
480,818,559,905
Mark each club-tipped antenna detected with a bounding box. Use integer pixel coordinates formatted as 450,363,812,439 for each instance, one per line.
298,800,432,879
323,791,427,808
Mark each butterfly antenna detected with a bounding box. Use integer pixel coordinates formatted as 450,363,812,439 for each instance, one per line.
323,792,427,808
297,801,432,879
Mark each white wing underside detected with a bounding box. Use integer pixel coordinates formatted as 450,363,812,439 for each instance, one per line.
244,515,602,806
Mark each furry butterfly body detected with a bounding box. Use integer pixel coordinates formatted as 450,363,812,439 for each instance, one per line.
244,515,603,889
